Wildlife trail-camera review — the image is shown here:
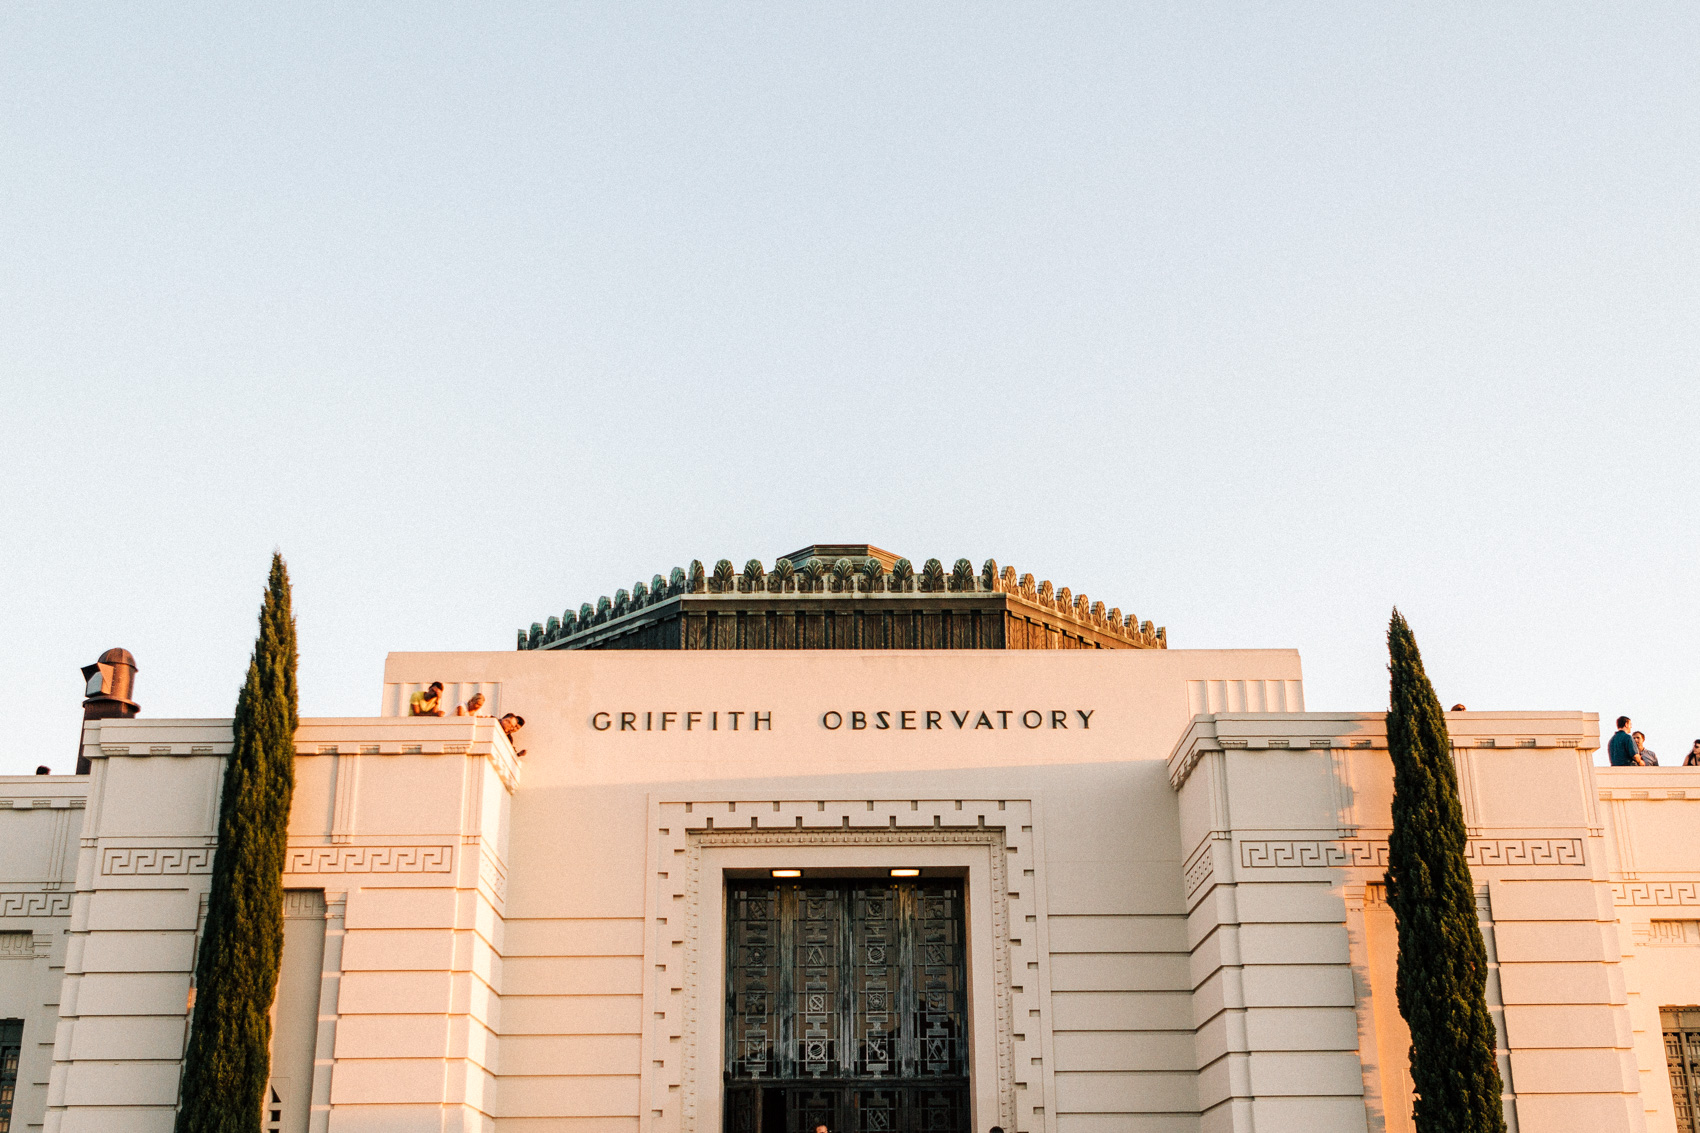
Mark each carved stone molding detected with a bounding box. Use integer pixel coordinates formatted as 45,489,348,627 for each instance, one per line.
1467,838,1586,867
0,893,71,917
1614,881,1700,906
1184,834,1225,898
478,848,508,905
1239,839,1386,869
281,889,327,919
1237,836,1586,871
284,844,452,874
101,846,213,876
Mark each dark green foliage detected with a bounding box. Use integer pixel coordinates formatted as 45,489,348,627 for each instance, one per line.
1385,610,1506,1133
177,554,298,1133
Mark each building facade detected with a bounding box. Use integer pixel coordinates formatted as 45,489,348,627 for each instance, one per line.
2,561,1697,1132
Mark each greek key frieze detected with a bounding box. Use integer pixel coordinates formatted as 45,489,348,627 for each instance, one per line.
1238,839,1387,869
1614,881,1700,906
1238,837,1585,870
101,847,214,876
284,845,453,874
1467,838,1585,866
0,893,72,917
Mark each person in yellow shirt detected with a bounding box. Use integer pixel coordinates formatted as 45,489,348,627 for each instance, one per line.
409,682,445,716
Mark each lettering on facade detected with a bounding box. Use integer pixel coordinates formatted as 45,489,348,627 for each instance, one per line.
588,708,1099,732
591,710,772,732
821,709,1094,731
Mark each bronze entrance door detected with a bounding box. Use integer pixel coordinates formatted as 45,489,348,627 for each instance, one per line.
724,880,968,1133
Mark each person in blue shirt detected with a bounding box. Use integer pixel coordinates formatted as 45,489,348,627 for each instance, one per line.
1608,716,1642,766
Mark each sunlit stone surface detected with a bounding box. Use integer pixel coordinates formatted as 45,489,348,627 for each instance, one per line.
1,642,1689,1132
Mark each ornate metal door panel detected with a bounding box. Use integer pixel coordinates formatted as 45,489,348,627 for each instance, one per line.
1666,1007,1700,1133
726,881,968,1133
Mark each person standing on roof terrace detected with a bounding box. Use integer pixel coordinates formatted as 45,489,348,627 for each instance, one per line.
456,693,487,717
1634,731,1659,766
1608,716,1641,766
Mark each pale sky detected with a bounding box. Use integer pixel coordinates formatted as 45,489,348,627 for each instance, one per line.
2,5,1696,774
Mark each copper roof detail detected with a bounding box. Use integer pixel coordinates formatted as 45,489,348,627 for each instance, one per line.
517,550,1165,652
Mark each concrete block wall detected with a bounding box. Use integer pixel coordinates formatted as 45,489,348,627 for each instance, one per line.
1489,878,1641,1131
498,782,646,1133
1597,766,1700,1133
1171,711,1650,1133
285,719,517,1133
1172,740,1369,1133
381,644,1313,1133
0,774,84,1133
0,647,1693,1133
1039,764,1196,1133
26,717,517,1133
46,721,228,1133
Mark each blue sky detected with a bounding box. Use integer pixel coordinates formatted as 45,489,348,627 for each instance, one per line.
2,5,1696,772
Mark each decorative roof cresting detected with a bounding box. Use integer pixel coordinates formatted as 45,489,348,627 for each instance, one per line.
518,552,1166,651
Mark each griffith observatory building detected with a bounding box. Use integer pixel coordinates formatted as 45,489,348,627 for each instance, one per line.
1,545,1696,1133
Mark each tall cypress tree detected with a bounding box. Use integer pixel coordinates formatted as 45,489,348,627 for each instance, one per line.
177,553,298,1132
1384,610,1505,1133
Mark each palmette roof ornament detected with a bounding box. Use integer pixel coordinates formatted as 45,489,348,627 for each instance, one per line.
518,544,1166,652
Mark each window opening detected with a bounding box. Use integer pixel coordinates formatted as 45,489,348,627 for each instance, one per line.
0,1019,24,1133
1666,1007,1700,1133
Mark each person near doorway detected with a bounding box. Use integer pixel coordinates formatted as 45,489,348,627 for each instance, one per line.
1608,717,1641,766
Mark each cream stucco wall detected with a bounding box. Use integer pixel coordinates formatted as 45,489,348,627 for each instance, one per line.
0,772,82,1133
380,648,1304,1133
0,646,1693,1133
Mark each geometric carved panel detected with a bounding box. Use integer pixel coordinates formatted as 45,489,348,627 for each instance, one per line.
284,845,453,873
1617,881,1700,907
0,893,72,917
101,847,214,875
1237,836,1586,870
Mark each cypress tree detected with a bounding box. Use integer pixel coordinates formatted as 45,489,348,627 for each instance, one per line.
177,553,299,1132
1384,609,1505,1133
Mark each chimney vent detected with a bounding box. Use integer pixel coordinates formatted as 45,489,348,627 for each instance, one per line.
76,648,139,774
